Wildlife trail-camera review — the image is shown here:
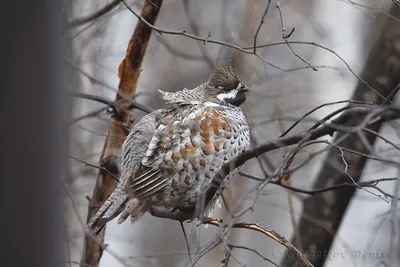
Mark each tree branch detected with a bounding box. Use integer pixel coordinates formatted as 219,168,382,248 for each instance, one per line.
68,92,153,114
67,0,120,29
240,172,398,200
205,218,314,267
214,105,399,185
122,0,391,100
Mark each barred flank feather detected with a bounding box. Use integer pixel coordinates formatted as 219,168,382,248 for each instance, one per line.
86,112,160,233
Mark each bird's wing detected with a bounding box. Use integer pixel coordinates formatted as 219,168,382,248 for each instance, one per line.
87,111,160,233
125,105,238,200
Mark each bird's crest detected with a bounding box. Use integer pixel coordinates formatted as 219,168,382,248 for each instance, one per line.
207,56,240,91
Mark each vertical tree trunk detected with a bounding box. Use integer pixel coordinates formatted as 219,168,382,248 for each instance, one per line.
281,4,400,267
80,1,164,267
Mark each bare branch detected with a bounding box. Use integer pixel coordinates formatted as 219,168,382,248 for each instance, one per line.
217,105,400,187
121,0,336,72
69,92,153,114
275,0,315,70
205,218,314,267
67,0,120,29
69,107,108,125
241,171,398,200
229,244,279,266
63,154,120,182
118,0,395,101
253,0,272,54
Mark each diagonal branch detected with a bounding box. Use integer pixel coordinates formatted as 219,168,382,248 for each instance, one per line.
211,105,400,192
79,1,164,267
193,104,400,222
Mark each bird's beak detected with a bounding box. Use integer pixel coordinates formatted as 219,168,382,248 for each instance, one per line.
240,87,250,93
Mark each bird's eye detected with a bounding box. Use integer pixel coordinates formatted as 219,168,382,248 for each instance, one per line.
218,81,240,91
236,83,244,90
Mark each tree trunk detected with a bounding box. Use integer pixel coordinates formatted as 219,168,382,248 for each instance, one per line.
80,1,164,267
281,4,400,267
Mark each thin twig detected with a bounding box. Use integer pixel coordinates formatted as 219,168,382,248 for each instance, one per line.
240,171,398,200
67,0,120,29
63,154,120,182
182,0,215,70
205,218,314,267
204,105,400,214
121,0,390,101
275,0,316,70
121,0,325,72
279,100,367,137
214,105,400,191
253,0,272,54
69,107,108,125
229,244,279,266
69,91,153,115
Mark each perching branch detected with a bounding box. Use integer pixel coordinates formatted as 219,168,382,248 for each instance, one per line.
208,104,400,202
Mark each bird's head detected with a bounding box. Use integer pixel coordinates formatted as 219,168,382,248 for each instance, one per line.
205,56,250,107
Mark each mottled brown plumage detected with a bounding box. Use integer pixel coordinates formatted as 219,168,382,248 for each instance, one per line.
88,58,251,233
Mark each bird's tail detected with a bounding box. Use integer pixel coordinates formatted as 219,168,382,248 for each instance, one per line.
117,198,147,224
87,188,148,234
87,187,127,234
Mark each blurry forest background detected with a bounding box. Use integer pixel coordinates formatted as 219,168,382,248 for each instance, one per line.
64,0,399,266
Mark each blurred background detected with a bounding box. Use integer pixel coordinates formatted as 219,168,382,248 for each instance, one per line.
64,0,399,266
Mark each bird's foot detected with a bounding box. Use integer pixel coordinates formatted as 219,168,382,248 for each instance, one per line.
195,214,213,227
150,207,193,222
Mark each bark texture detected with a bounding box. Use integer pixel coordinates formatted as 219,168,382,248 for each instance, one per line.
80,1,164,266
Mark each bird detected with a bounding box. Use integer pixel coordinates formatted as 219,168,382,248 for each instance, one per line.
87,57,251,234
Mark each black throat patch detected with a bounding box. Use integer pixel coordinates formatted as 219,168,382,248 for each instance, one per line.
224,91,247,107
